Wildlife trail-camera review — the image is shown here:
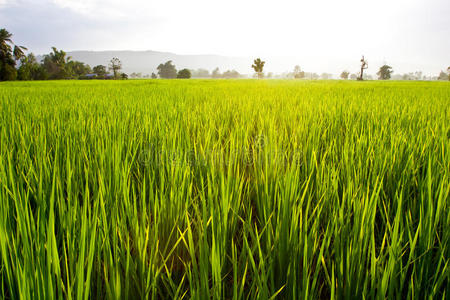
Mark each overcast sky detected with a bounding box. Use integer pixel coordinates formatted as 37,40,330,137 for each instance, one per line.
1,0,449,75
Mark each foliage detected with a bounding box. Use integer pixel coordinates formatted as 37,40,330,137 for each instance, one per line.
17,53,47,80
67,60,92,78
157,60,177,79
0,80,448,299
41,48,92,80
121,73,128,80
151,72,158,79
222,70,241,79
377,65,393,80
0,28,27,81
191,68,210,78
129,72,142,79
42,47,70,79
252,58,265,79
177,68,191,79
340,71,350,80
93,65,107,76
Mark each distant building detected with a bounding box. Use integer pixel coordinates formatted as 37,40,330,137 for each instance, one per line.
81,73,115,79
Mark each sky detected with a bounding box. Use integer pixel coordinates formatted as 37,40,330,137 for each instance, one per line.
1,0,449,75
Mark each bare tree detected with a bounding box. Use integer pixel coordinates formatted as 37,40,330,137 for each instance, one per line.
358,56,368,81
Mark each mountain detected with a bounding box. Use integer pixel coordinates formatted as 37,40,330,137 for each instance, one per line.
58,50,253,75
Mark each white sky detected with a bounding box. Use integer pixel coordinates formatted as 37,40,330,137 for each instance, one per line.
1,0,449,75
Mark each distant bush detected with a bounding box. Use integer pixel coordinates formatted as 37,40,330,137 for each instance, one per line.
177,69,191,79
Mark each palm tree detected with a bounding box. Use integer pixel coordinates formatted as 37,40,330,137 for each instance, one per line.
252,58,265,79
42,47,72,79
0,28,27,81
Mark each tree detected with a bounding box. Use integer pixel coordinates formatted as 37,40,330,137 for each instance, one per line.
211,67,221,78
42,47,72,79
93,65,107,76
252,58,265,79
414,71,423,81
222,70,241,79
437,71,448,80
293,65,305,79
340,71,350,80
129,72,142,79
358,56,368,81
0,28,27,81
377,65,393,80
156,60,177,79
121,73,128,80
17,53,47,80
177,68,191,79
448,67,450,81
151,72,157,79
305,72,319,80
109,57,122,79
67,60,91,78
350,73,358,80
192,68,210,78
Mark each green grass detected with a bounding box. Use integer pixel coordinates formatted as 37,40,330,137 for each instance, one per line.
0,79,449,299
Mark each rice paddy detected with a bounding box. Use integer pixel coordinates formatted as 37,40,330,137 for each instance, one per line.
0,79,449,299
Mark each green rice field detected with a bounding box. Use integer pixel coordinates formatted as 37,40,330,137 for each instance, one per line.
0,79,449,299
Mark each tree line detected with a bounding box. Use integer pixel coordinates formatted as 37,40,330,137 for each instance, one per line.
250,57,449,81
1,29,449,81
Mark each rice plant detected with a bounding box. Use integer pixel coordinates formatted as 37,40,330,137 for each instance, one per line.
0,79,449,299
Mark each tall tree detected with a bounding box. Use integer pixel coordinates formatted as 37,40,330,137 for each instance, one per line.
252,58,265,79
0,28,27,81
358,56,368,81
157,60,177,79
109,58,122,79
377,65,393,80
17,53,47,80
42,47,72,79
